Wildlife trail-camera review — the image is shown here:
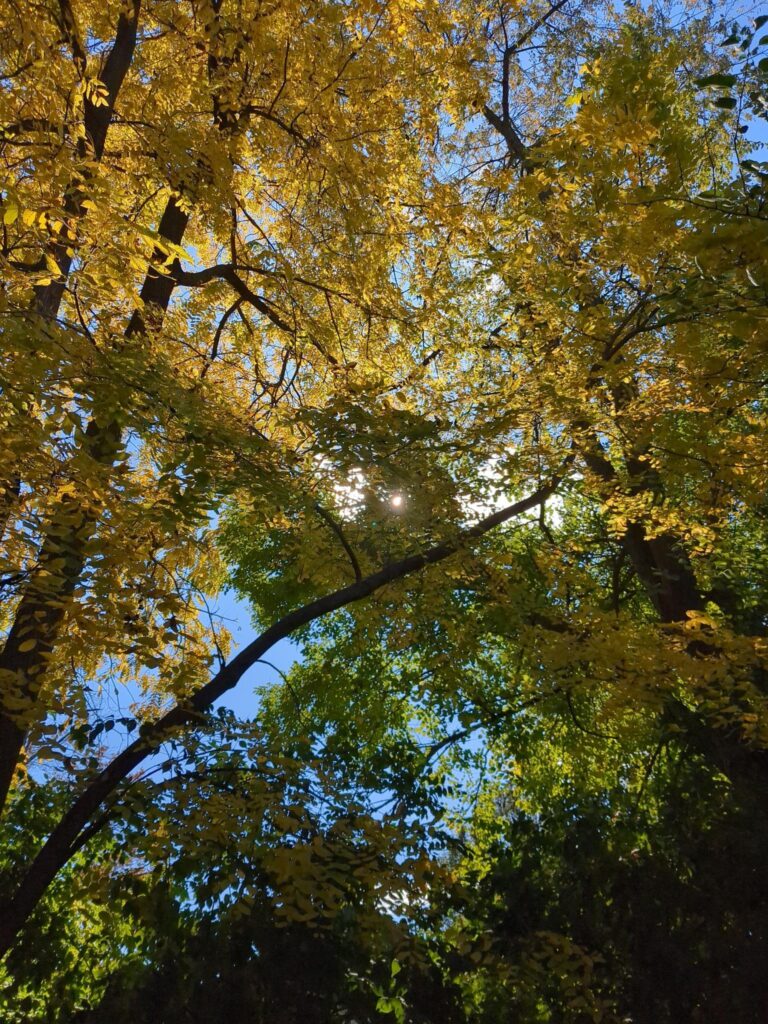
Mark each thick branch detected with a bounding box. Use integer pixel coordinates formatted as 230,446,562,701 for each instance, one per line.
0,468,569,957
172,262,294,333
0,196,188,814
578,431,703,623
0,118,60,143
0,0,243,812
36,0,142,320
482,103,526,162
485,1,570,163
510,0,570,53
56,0,88,74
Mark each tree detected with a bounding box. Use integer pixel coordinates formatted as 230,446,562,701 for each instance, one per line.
0,0,485,952
218,7,768,1017
2,0,768,1018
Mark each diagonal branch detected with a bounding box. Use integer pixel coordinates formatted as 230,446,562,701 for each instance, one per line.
420,689,559,771
56,0,88,75
242,105,307,144
172,262,294,333
0,463,571,957
484,0,570,162
482,103,527,162
509,0,570,54
314,501,363,581
0,195,189,815
36,0,142,320
173,261,345,365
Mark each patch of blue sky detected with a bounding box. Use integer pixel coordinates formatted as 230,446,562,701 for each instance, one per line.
210,586,299,716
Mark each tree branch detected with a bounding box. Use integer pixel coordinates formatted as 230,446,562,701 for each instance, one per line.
172,262,294,333
0,118,60,143
242,104,307,144
314,502,363,581
482,103,526,161
484,1,570,162
510,0,570,54
56,0,88,75
0,464,571,957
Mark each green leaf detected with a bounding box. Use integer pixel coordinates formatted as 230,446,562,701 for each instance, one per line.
695,73,737,88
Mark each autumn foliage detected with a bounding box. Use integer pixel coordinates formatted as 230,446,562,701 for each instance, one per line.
1,0,768,1020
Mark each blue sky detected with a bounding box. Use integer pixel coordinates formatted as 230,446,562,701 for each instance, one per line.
212,588,299,717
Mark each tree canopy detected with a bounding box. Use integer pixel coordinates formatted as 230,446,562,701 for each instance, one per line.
1,0,768,1020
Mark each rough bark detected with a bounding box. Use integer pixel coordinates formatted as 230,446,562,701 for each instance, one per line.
0,198,188,811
